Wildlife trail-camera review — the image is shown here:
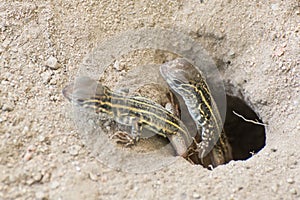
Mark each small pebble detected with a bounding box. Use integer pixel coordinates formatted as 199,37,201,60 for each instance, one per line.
228,50,235,58
165,103,174,113
35,191,47,199
271,184,278,193
68,145,81,156
23,145,36,161
274,47,284,57
49,78,57,85
42,172,51,183
290,188,297,195
103,120,112,127
192,192,201,199
100,175,108,182
113,60,121,70
22,126,29,134
271,3,279,11
45,56,60,70
2,38,10,48
265,167,274,172
26,178,36,185
287,178,295,184
75,166,81,171
2,102,14,112
38,135,45,142
113,60,126,71
33,173,43,182
50,181,60,189
89,172,98,181
41,71,52,84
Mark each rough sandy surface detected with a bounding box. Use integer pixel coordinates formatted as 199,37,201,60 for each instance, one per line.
1,1,299,199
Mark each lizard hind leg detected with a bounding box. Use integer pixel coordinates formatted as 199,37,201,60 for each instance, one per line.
111,118,142,147
110,131,136,147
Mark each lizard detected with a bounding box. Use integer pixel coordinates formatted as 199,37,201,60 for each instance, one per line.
62,76,194,157
160,58,232,167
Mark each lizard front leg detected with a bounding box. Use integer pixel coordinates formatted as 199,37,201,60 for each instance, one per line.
110,118,142,147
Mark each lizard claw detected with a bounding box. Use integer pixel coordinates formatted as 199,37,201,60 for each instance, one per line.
189,137,209,165
110,131,138,147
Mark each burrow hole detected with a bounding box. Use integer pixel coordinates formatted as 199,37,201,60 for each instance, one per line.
224,95,266,162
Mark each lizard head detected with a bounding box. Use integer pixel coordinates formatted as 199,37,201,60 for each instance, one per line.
160,58,204,99
62,76,109,106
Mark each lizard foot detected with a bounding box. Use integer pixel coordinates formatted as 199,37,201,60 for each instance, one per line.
110,131,139,147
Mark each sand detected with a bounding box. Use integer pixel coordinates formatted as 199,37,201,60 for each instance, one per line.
0,1,299,199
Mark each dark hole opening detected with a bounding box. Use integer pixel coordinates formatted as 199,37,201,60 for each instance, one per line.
224,95,266,161
177,92,266,168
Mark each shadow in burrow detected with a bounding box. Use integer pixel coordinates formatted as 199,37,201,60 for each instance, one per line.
223,94,266,161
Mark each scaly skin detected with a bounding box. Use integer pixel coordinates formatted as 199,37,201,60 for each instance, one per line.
63,76,193,157
160,58,232,167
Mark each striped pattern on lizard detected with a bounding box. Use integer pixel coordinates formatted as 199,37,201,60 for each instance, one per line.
62,76,193,157
160,58,232,167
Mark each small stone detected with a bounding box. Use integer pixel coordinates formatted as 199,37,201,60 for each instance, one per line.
38,135,45,142
100,175,108,182
271,3,279,11
156,180,161,185
51,181,60,189
265,167,274,172
26,178,36,185
271,184,278,192
290,188,297,195
103,120,111,127
1,80,8,85
33,172,43,182
228,50,235,58
49,94,59,102
2,102,14,112
192,192,201,199
113,60,126,71
42,172,51,183
133,185,139,192
49,78,57,85
287,178,295,184
274,47,284,57
2,38,10,48
8,174,17,183
75,166,81,171
41,71,52,84
35,191,46,199
68,145,81,156
22,126,29,134
113,60,120,70
23,145,36,161
89,172,98,181
45,56,60,70
165,103,174,113
23,151,33,161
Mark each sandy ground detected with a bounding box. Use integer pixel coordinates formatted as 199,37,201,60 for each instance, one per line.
1,0,299,199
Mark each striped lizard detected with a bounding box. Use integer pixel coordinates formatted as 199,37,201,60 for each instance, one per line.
160,58,232,167
62,76,193,157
